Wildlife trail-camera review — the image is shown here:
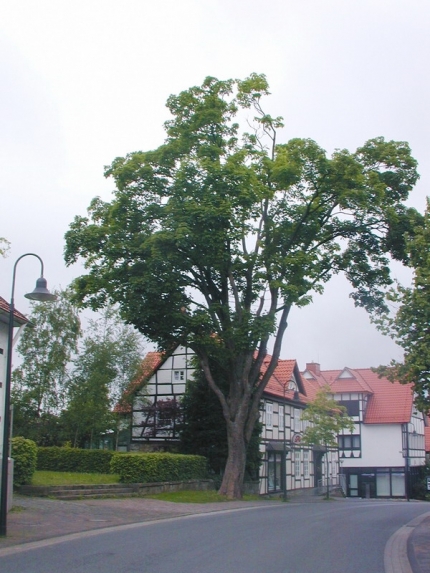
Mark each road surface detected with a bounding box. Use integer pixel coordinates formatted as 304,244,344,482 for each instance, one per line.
0,500,428,573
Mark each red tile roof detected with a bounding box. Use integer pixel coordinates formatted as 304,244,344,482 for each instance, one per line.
262,356,309,404
114,351,163,413
302,364,414,424
0,296,28,325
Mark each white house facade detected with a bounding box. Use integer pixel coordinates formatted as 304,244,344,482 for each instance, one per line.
302,363,426,498
0,296,28,457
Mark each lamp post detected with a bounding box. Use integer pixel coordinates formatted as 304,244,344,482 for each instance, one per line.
0,254,56,537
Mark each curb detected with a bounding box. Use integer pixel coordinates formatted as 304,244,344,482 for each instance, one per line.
384,511,430,573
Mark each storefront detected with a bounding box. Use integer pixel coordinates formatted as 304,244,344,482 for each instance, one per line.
343,467,406,498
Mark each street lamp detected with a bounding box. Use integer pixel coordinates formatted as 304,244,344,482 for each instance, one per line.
0,254,56,537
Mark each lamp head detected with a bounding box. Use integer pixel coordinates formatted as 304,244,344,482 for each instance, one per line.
25,277,57,302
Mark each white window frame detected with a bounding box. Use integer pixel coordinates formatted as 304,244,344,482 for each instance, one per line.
294,408,301,433
266,402,273,429
303,451,310,478
294,450,301,478
279,405,284,431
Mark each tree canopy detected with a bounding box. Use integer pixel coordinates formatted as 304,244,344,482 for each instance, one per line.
65,74,420,497
63,307,145,448
12,289,81,445
0,237,10,257
375,198,430,412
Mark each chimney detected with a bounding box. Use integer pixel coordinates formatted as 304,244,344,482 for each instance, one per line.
306,362,320,376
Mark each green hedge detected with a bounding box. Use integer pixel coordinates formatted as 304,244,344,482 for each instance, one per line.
110,453,207,483
37,446,115,474
12,437,37,486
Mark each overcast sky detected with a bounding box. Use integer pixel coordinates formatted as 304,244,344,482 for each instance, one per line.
0,0,428,370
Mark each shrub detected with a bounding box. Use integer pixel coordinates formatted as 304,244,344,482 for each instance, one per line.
110,453,207,483
11,437,37,486
37,446,115,473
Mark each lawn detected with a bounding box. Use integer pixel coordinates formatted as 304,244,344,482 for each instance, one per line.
30,473,263,503
145,490,262,503
31,471,120,486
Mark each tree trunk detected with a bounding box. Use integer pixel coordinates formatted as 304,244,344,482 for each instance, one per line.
218,421,247,499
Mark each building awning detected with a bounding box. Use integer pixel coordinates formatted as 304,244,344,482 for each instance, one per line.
266,441,291,452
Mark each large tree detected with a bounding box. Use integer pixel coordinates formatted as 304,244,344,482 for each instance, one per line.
374,198,430,412
65,74,419,498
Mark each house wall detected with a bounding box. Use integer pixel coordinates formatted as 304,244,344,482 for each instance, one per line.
0,322,8,456
342,424,403,468
131,346,195,444
258,395,339,495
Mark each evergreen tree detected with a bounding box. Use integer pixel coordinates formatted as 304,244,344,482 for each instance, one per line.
180,360,262,483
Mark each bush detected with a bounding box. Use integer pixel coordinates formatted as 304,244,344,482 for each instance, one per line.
11,437,37,486
37,446,115,473
110,453,207,483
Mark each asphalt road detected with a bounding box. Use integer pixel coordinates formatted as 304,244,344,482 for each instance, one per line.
0,501,428,573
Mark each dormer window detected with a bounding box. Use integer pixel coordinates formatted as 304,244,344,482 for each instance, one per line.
338,369,354,379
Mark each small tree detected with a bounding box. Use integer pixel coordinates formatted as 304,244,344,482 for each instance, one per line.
64,307,144,448
12,289,81,444
301,387,354,499
0,237,10,257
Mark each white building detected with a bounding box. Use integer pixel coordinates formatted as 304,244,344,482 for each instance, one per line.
302,363,426,498
0,296,28,457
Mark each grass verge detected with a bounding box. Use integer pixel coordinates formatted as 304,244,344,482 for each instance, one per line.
145,490,262,503
31,471,120,486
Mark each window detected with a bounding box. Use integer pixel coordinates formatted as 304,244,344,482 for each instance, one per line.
279,405,284,431
338,400,359,417
174,370,185,381
294,451,301,478
266,403,273,429
267,452,282,492
303,451,310,478
338,435,361,450
294,408,301,432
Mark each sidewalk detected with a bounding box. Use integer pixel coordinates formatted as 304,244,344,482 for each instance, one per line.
0,494,429,573
0,494,274,548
